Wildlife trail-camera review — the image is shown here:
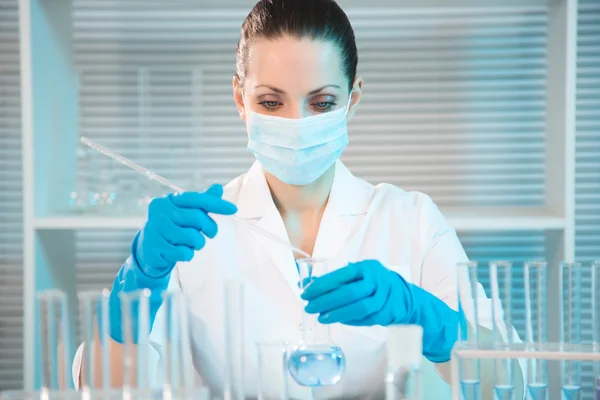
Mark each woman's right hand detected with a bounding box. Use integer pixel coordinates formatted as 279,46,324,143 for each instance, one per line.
134,184,238,278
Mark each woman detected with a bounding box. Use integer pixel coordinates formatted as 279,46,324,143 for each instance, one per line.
74,0,524,397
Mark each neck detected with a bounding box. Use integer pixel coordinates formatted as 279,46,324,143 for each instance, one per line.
265,163,336,216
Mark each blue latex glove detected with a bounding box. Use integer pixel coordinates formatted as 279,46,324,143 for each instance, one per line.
105,184,238,343
301,260,459,363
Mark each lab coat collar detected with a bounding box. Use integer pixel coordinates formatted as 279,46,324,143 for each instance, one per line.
234,160,372,298
235,160,372,219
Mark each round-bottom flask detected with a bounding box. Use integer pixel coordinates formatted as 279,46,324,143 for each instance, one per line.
288,258,346,387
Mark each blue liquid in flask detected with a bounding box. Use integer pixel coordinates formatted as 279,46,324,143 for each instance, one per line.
561,385,581,400
494,384,514,400
287,344,345,387
460,379,481,400
527,383,548,400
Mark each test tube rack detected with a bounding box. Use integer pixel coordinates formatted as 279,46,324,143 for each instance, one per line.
451,342,600,400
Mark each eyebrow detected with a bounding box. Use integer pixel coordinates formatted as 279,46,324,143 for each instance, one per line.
253,84,341,95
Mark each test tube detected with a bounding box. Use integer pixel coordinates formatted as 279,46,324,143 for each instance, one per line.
224,280,245,400
456,261,481,400
37,290,72,392
592,261,600,398
119,289,152,395
489,261,514,400
162,291,195,396
77,289,111,391
560,262,582,400
256,341,292,400
386,325,423,400
524,261,548,400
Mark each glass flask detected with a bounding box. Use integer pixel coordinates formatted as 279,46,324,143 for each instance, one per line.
288,258,345,387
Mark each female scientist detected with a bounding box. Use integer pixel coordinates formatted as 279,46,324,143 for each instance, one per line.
74,0,524,397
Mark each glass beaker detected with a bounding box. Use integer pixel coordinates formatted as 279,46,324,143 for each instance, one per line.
68,145,91,214
256,341,293,400
288,258,345,387
386,325,423,400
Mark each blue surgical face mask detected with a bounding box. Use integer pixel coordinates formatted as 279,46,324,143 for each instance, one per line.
244,94,352,185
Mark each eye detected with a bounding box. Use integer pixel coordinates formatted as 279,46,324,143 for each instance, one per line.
258,101,282,111
311,101,337,112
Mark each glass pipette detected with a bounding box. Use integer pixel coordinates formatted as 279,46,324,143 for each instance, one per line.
80,137,311,258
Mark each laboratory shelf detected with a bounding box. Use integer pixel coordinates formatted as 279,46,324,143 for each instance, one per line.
33,216,144,230
443,208,566,231
33,210,565,232
452,342,600,361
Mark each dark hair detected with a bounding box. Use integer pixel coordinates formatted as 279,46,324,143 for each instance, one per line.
235,0,358,91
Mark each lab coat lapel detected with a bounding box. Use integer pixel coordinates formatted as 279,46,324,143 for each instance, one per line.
311,161,372,264
236,162,302,299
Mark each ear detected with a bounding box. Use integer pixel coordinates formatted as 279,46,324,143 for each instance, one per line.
232,75,246,121
346,77,363,120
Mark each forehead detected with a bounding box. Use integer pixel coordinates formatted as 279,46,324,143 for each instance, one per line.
245,35,345,93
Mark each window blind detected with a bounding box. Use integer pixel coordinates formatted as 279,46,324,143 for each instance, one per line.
0,0,23,391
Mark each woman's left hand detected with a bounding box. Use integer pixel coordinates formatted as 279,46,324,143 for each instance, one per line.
300,259,413,326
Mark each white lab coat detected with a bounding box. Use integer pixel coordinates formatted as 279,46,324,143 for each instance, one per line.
73,160,521,399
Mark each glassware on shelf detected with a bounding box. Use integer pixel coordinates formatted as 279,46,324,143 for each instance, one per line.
95,159,120,215
68,145,92,214
288,258,345,387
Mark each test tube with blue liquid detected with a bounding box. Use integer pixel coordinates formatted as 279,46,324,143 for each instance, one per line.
456,261,482,400
560,262,582,400
288,258,345,387
386,325,423,400
489,261,514,400
524,261,548,400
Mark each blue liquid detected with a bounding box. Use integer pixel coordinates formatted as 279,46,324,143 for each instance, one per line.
527,383,548,400
287,345,345,387
561,384,580,400
494,384,514,400
460,379,481,400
